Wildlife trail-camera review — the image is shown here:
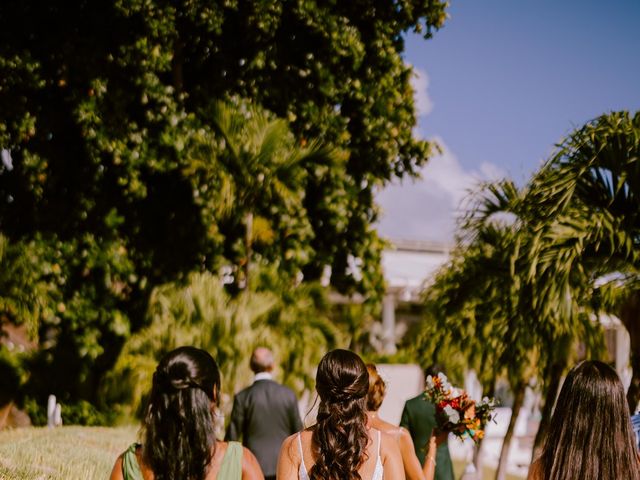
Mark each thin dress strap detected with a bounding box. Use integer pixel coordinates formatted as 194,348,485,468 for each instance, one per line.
121,443,143,480
298,432,309,480
218,441,243,480
372,430,384,480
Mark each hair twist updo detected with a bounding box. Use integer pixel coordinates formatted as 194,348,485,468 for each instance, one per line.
143,346,221,480
310,349,370,480
365,364,386,412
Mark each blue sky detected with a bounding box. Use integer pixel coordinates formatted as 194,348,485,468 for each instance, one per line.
376,0,640,243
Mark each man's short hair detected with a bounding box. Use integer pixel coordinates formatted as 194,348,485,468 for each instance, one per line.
250,347,275,374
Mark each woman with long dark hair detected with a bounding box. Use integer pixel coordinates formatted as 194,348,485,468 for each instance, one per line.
110,346,264,480
276,349,405,480
528,360,640,480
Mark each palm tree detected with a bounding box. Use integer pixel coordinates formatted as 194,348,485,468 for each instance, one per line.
423,178,605,480
210,100,338,288
424,194,537,480
526,111,640,412
104,269,344,419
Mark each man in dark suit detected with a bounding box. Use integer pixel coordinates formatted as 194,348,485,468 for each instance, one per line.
400,365,454,480
226,347,302,480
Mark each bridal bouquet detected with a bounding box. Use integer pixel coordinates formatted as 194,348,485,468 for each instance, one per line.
423,372,496,443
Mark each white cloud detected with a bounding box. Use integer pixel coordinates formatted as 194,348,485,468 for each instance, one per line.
410,66,433,117
375,138,505,243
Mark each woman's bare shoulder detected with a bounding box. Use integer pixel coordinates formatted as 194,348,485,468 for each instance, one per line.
379,428,403,455
109,455,124,480
241,446,265,480
279,429,308,462
372,417,403,436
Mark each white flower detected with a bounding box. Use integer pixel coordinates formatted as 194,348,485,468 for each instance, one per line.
443,405,460,424
450,388,462,398
437,373,452,391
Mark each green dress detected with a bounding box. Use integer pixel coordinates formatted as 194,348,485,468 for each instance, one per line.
122,442,243,480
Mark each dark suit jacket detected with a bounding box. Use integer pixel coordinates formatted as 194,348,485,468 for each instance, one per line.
225,379,302,477
400,394,454,480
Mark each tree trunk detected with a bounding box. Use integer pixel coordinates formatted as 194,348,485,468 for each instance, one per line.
473,379,496,474
244,212,253,289
532,362,562,454
495,382,526,480
172,38,184,92
620,293,640,412
532,337,570,457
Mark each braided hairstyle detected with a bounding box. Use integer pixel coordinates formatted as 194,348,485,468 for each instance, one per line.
310,349,370,480
142,346,220,480
365,364,386,412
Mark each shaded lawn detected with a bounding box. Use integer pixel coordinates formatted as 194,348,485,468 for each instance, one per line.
0,427,526,480
0,426,137,480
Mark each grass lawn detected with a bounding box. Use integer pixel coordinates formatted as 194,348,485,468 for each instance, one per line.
0,427,526,480
0,426,137,479
453,458,527,480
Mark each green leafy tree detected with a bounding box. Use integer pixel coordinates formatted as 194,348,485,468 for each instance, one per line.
526,111,640,412
0,235,53,338
105,269,343,420
209,99,339,288
419,110,640,475
424,220,538,480
0,0,447,297
0,0,447,415
420,180,604,480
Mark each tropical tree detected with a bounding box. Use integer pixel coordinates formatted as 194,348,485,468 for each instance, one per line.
0,0,448,414
0,0,448,301
208,99,339,288
420,179,605,480
104,269,344,421
525,111,640,412
424,220,537,480
0,235,53,338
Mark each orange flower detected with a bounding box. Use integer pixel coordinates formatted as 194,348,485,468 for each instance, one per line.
464,402,476,420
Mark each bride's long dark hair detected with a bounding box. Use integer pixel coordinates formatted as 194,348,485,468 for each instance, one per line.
538,360,640,480
310,349,370,480
142,346,220,480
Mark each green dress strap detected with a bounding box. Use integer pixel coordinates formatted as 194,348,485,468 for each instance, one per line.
218,441,243,480
122,443,144,480
120,441,242,480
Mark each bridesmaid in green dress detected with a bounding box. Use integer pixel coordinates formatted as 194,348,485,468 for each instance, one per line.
110,346,264,480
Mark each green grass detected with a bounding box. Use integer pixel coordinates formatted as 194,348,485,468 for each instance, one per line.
0,427,527,480
0,426,137,480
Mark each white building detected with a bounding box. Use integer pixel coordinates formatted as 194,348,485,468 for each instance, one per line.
379,238,450,353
